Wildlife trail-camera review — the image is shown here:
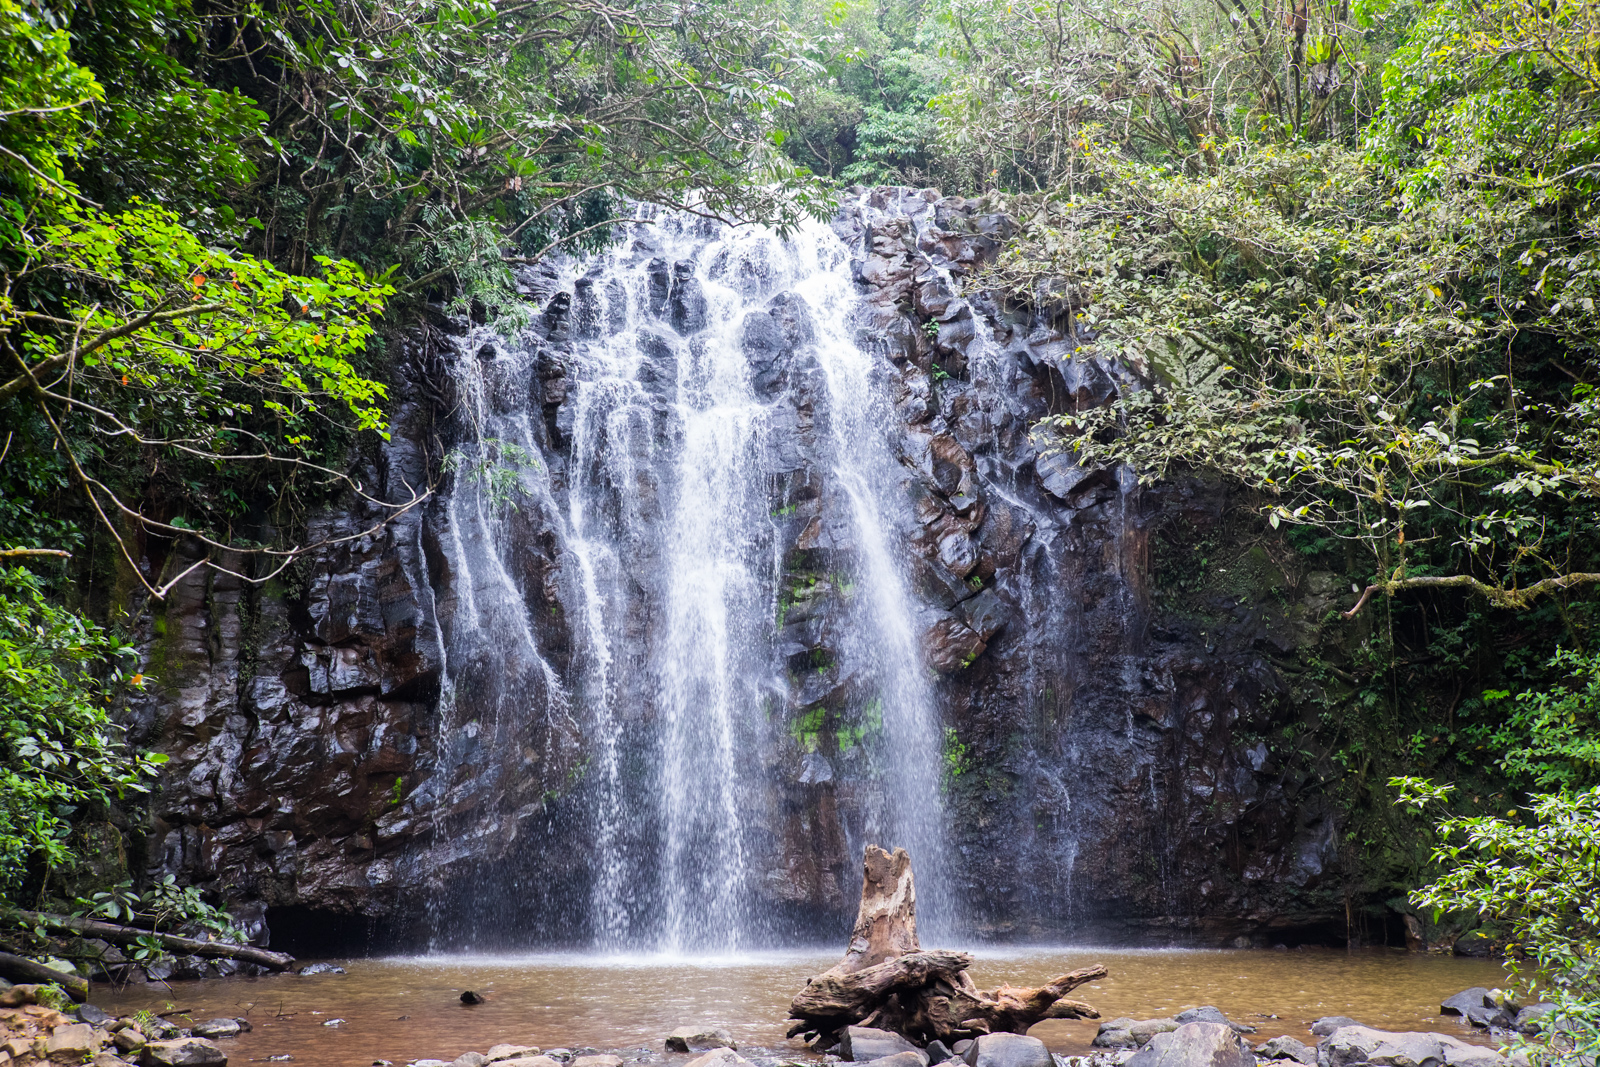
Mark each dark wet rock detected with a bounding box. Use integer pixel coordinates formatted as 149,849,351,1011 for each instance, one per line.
927,1041,954,1065
139,1037,228,1066
1255,1036,1316,1064
1125,1023,1253,1067
77,1003,114,1026
843,1027,925,1063
1309,1019,1363,1038
1461,1004,1514,1030
1440,990,1492,1017
666,1027,737,1053
459,990,485,1005
952,1043,973,1058
960,1033,1052,1067
297,963,346,976
669,261,707,334
1452,931,1495,957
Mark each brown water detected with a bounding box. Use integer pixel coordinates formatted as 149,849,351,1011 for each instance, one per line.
99,948,1509,1067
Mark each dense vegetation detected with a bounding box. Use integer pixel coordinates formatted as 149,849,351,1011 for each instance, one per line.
1,0,1598,1045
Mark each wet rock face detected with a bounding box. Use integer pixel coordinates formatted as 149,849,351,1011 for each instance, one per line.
127,190,1345,947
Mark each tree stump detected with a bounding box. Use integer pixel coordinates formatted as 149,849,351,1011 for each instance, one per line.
787,845,1105,1050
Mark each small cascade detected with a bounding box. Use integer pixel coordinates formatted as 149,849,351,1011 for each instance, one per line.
418,210,955,952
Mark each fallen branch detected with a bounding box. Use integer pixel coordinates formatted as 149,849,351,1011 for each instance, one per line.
0,548,72,559
0,952,90,1001
2,908,295,972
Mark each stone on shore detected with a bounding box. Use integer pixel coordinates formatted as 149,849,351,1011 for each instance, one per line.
48,1021,102,1056
959,1032,1054,1067
1255,1036,1316,1064
926,1040,954,1065
487,1047,542,1063
1124,1022,1253,1067
192,1019,243,1039
666,1026,737,1053
843,1027,926,1063
1095,1018,1180,1050
454,1053,489,1067
139,1036,229,1066
1309,1018,1364,1038
495,1058,563,1067
573,1055,623,1067
1173,1008,1255,1035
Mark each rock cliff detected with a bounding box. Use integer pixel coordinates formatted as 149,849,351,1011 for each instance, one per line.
121,189,1353,952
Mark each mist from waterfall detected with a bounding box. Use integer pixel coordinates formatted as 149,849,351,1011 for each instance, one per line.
420,210,953,953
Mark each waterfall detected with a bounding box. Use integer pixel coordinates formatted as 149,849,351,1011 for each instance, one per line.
421,210,953,952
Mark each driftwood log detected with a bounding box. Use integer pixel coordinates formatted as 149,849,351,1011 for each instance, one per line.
0,952,90,1001
788,846,1105,1049
1,908,296,972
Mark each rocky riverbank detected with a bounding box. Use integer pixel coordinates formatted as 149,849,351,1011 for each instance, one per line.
0,983,236,1067
389,1003,1534,1067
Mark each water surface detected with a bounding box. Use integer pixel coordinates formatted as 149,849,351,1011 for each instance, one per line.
99,947,1509,1066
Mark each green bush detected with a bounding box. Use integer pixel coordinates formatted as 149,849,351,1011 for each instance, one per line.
1396,781,1600,1066
0,567,165,900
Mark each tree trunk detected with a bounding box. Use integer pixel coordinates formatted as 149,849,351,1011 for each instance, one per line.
787,846,1105,1049
2,909,296,972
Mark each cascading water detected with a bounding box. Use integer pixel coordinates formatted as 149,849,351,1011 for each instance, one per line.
419,208,954,952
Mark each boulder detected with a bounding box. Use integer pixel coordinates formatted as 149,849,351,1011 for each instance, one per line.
573,1057,622,1067
1124,1023,1253,1067
1440,990,1493,1017
1433,1035,1506,1067
959,1033,1054,1067
48,1022,102,1057
681,1050,751,1067
497,1059,562,1067
666,1026,737,1053
1460,1005,1514,1030
1173,1008,1254,1035
1131,1020,1180,1043
1320,1027,1449,1067
192,1020,242,1039
78,1004,114,1027
454,1055,489,1067
845,1027,927,1064
1255,1036,1316,1065
1512,1004,1556,1035
1310,1019,1364,1038
865,1053,931,1067
1094,1020,1140,1050
927,1041,955,1065
487,1047,541,1063
139,1037,228,1066
92,1053,137,1067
